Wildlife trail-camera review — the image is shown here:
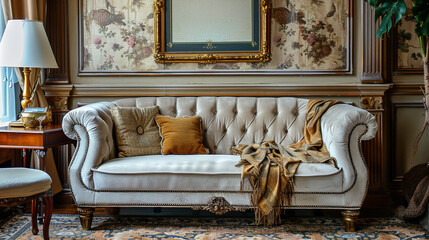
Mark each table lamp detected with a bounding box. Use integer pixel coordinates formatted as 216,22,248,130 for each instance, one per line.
0,19,58,111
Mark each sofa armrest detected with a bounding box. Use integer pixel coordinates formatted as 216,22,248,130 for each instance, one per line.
320,104,378,192
62,102,116,189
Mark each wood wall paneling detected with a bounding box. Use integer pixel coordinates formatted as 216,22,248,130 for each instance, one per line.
390,102,427,189
46,0,69,84
361,0,386,83
42,86,73,190
44,0,71,191
361,97,385,191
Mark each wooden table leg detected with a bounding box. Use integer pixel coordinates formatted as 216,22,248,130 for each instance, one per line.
22,149,30,168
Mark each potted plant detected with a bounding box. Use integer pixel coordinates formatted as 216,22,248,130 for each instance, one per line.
369,0,429,228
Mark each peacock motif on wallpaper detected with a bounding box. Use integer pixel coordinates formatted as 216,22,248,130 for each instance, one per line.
88,9,126,27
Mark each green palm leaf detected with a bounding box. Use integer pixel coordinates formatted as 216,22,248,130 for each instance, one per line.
373,0,407,38
412,0,429,37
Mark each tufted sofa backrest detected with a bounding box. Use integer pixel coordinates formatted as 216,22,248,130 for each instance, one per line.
114,97,309,154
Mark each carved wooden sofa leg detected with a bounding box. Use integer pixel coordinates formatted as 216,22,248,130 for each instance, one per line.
342,210,360,232
77,207,95,230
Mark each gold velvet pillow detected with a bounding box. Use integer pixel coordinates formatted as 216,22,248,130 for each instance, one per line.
110,105,161,157
155,115,209,155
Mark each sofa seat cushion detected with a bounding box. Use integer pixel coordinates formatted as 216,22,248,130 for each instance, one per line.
92,155,344,193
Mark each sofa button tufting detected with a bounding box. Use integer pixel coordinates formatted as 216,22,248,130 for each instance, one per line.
136,126,144,135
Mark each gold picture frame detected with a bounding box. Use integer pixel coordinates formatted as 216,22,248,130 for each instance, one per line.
153,0,272,64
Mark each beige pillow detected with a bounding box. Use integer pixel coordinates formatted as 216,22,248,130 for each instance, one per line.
110,105,161,157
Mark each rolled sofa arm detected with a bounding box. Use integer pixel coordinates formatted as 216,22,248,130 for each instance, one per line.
320,104,378,192
62,102,116,189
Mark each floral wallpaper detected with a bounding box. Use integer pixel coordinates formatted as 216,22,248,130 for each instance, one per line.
81,0,350,73
396,0,424,70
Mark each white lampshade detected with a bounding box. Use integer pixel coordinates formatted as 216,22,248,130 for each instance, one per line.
0,19,58,68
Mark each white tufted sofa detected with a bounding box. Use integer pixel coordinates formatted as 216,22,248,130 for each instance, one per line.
62,97,377,231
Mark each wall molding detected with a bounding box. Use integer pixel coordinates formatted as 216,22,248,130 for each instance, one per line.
42,84,73,119
390,102,424,189
390,83,425,95
70,84,392,98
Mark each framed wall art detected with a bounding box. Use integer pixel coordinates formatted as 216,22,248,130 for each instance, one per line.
78,0,352,75
153,0,270,63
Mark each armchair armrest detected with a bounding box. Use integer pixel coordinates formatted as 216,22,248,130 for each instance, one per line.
62,102,116,189
320,104,378,192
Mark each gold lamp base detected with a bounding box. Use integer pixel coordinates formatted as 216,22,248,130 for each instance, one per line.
8,67,33,128
21,67,32,110
9,67,52,129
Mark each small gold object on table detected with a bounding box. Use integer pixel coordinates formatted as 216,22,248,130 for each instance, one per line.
21,107,52,129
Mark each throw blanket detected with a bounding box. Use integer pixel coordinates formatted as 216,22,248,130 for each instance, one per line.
233,99,341,225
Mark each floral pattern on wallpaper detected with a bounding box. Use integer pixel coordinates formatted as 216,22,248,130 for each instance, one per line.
82,0,350,72
396,0,424,70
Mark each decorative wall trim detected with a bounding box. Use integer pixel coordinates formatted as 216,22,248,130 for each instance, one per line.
70,84,391,98
42,85,73,97
42,85,73,112
46,97,69,111
361,97,383,110
361,0,385,83
390,83,425,95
